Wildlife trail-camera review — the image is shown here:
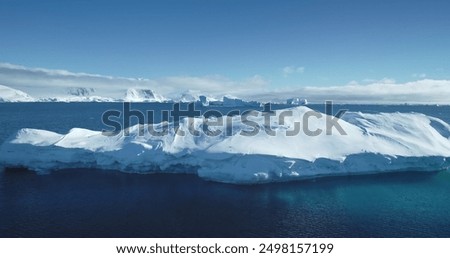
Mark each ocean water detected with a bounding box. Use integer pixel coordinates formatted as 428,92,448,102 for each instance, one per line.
0,103,449,237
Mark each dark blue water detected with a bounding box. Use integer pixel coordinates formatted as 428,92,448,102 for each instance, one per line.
0,103,450,237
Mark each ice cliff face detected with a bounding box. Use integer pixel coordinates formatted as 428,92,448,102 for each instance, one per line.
1,106,449,184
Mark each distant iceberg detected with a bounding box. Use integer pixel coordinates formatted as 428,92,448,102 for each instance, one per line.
1,107,449,184
175,94,260,107
221,96,260,107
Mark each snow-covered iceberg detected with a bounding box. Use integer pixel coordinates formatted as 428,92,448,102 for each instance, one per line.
222,96,259,107
1,106,449,184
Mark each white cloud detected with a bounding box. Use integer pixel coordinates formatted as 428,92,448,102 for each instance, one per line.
253,79,450,104
0,62,267,100
282,66,305,77
357,78,396,84
0,62,449,104
412,73,427,78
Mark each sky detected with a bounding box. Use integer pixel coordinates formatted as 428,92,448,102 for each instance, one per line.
0,0,450,102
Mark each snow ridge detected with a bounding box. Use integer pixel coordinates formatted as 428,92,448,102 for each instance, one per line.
0,85,35,102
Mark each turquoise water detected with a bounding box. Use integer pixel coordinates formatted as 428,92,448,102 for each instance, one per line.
0,103,449,237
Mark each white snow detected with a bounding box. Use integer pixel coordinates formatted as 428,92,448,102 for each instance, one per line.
287,97,308,105
67,87,95,97
177,91,199,102
0,85,35,102
123,88,166,102
42,87,116,102
1,106,449,184
39,96,116,102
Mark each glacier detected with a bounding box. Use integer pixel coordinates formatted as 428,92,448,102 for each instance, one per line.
123,88,167,102
0,106,449,184
0,84,260,105
0,85,35,102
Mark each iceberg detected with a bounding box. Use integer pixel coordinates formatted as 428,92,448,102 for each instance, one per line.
222,96,260,107
0,106,449,184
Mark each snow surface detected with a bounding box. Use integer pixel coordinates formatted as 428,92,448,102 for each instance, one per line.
67,87,94,96
287,97,308,105
0,84,292,106
123,88,166,102
42,87,115,102
0,85,168,103
1,106,449,184
0,85,35,102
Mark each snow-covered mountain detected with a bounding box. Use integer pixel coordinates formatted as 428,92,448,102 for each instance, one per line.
286,97,308,105
123,88,166,102
174,91,222,105
37,87,115,102
67,87,95,97
0,85,167,103
0,84,306,106
38,96,116,102
0,85,35,102
178,91,198,102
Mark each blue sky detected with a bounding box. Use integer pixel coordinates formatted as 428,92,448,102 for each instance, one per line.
1,0,450,89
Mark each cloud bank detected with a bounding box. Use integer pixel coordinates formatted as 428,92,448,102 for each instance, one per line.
0,62,449,104
253,79,450,104
0,63,266,100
